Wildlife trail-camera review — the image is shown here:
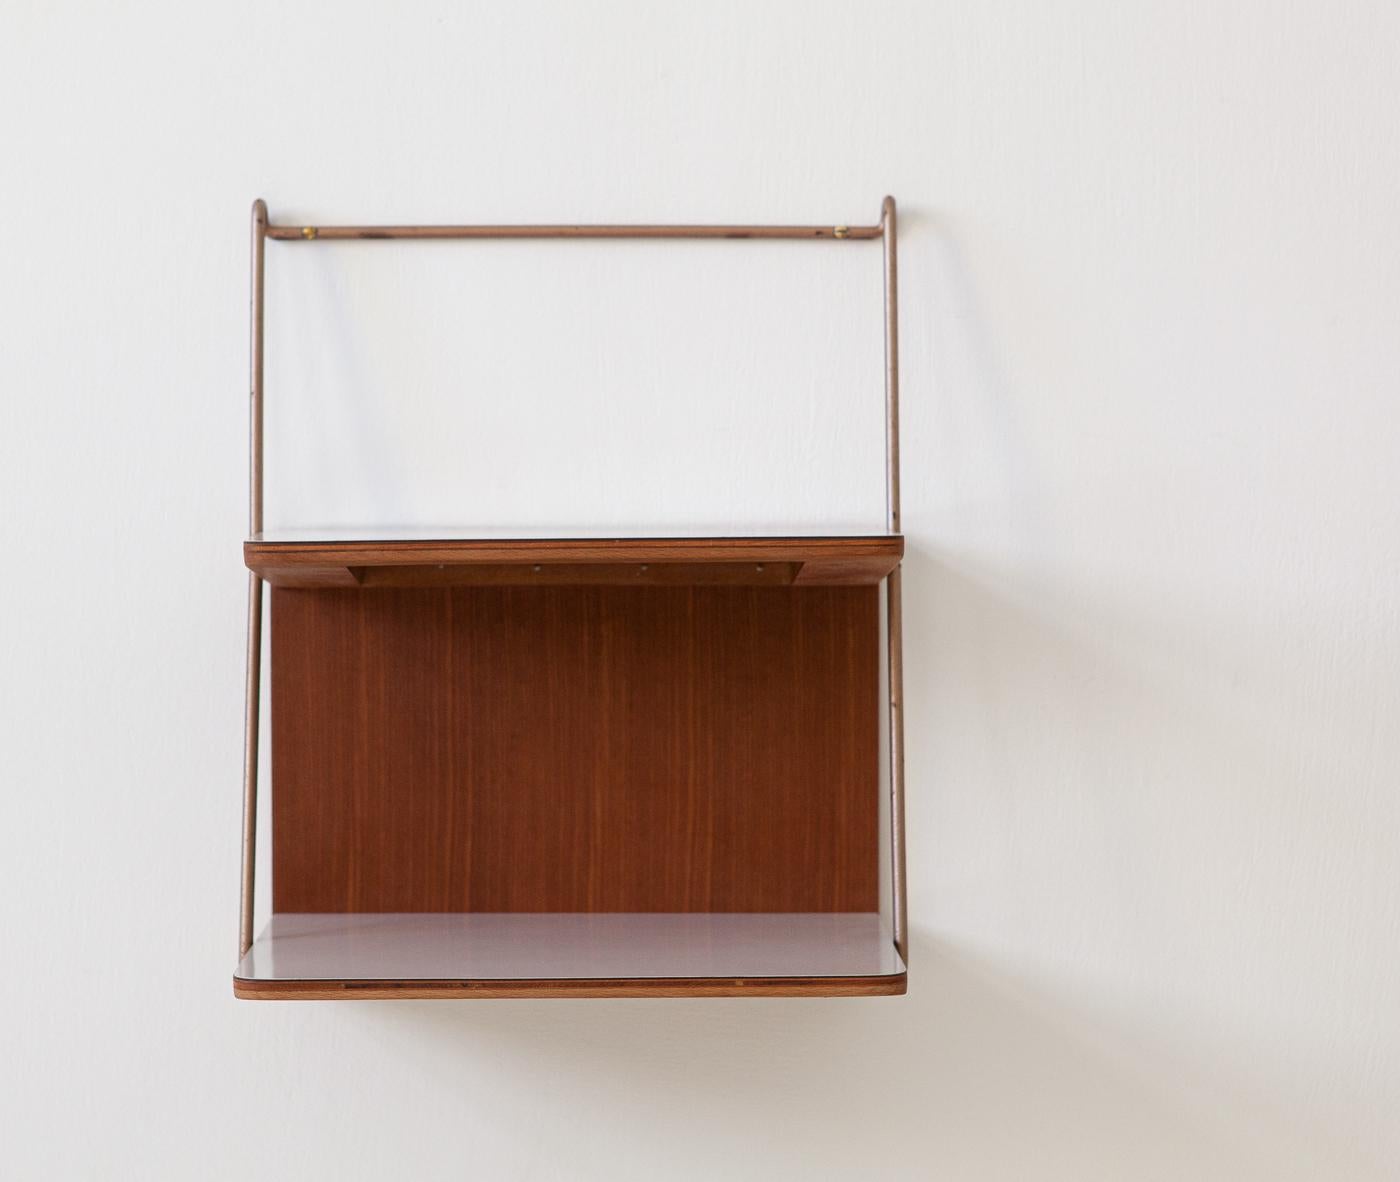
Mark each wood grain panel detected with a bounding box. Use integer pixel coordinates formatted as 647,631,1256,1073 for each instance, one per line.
271,585,879,913
246,535,902,588
350,561,803,588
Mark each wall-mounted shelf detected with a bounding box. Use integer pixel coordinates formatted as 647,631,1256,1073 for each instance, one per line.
235,199,907,1000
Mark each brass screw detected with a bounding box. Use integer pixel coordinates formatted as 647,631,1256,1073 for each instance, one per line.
301,226,318,240
833,225,849,239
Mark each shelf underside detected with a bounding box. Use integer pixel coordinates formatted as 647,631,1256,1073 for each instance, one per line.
234,913,906,999
245,534,903,588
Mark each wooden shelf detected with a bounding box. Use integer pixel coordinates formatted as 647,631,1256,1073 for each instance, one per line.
234,197,910,1000
234,913,907,999
245,533,903,588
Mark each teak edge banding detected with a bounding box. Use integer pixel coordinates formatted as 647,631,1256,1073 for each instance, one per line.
233,972,908,1000
244,535,904,588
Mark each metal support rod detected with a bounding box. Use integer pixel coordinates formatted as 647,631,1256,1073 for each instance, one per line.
240,572,263,957
250,200,266,535
882,197,901,533
881,195,908,966
265,222,882,241
240,199,267,958
887,567,908,966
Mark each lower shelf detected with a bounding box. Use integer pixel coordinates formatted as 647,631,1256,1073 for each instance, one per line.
234,912,907,999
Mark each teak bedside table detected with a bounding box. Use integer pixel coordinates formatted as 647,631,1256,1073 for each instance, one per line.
234,199,908,999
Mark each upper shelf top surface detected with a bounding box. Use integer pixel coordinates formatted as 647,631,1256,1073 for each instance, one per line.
252,524,898,543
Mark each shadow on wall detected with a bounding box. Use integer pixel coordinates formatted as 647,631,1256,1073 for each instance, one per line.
898,541,1398,1176
320,216,1389,1182
348,929,1368,1181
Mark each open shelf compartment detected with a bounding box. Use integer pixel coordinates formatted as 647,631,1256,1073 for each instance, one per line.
239,546,901,998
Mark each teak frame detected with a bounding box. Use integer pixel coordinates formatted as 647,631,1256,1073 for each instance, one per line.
239,198,907,995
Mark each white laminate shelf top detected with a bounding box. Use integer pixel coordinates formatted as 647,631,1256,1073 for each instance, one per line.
236,912,904,982
252,524,897,543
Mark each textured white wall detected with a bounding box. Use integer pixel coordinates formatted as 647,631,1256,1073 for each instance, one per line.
3,2,1398,1178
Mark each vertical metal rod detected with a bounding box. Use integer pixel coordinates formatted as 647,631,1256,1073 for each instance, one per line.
881,195,908,966
241,199,267,958
887,567,908,966
882,196,901,533
250,199,266,537
240,573,263,957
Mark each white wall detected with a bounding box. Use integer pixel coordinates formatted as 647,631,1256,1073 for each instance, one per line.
3,2,1398,1178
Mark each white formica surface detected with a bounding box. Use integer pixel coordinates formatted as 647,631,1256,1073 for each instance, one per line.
236,912,904,982
251,525,897,543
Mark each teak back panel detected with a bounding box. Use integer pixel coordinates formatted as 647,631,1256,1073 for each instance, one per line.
271,585,879,913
